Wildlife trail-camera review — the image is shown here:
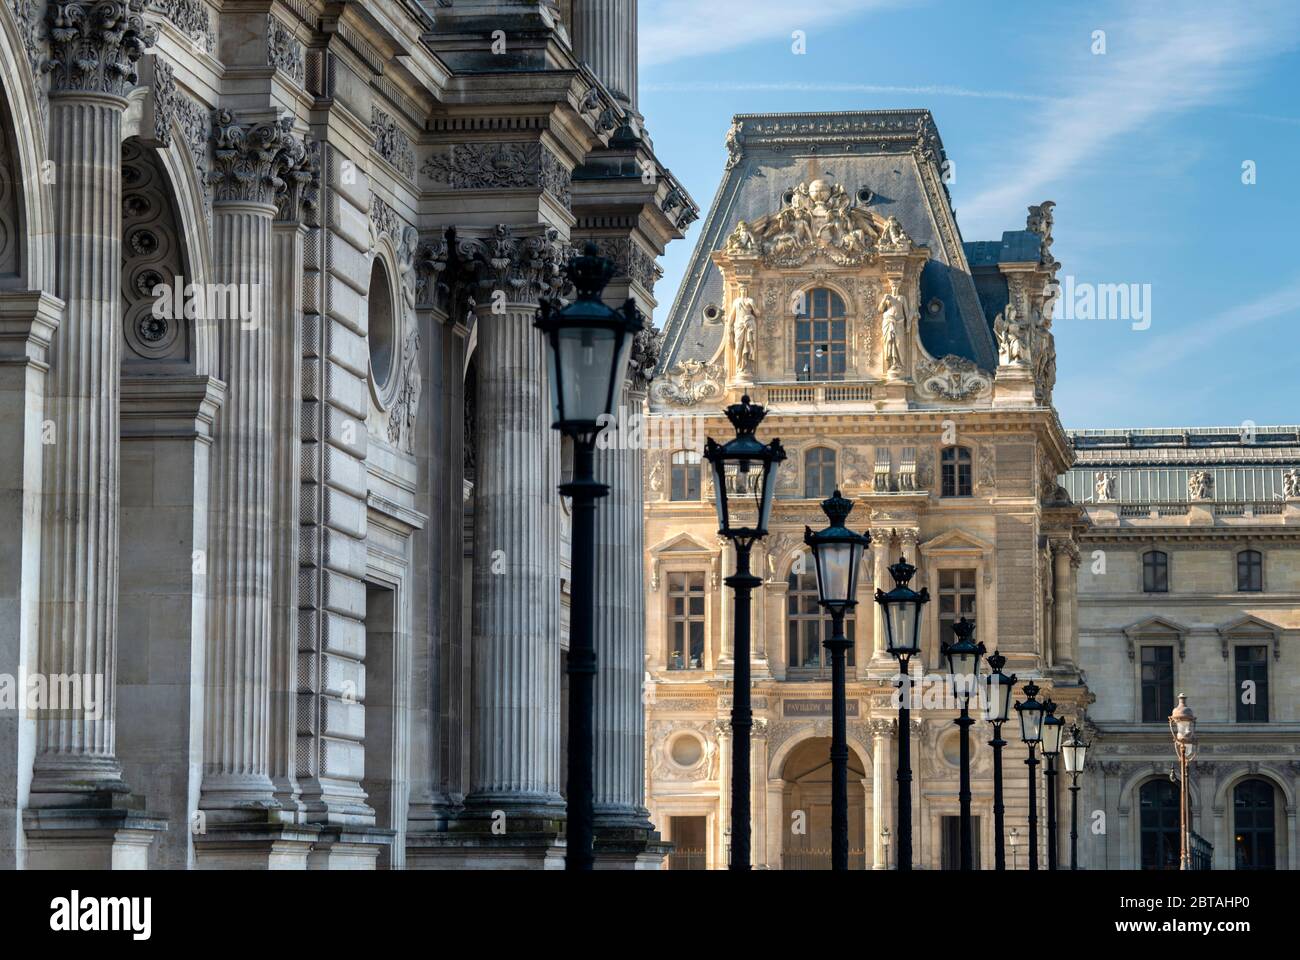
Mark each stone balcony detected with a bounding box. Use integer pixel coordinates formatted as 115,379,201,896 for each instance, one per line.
1085,499,1300,527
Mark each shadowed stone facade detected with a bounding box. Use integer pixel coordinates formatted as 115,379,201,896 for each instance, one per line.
0,0,694,870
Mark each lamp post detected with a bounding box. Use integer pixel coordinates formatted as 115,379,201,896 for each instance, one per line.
1062,722,1090,870
1014,680,1046,871
1169,694,1198,870
875,556,930,871
983,650,1017,871
1041,697,1065,872
1008,827,1020,870
703,395,786,871
941,616,984,871
804,490,870,872
534,244,645,870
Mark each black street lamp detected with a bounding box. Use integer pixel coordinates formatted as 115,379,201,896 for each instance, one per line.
983,650,1017,871
941,616,984,871
875,556,929,871
1061,722,1090,870
1041,697,1065,872
534,243,644,871
804,490,871,872
1014,680,1046,871
704,395,785,871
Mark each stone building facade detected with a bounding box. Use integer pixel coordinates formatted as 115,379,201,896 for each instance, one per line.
0,0,695,869
1065,428,1300,869
643,111,1090,870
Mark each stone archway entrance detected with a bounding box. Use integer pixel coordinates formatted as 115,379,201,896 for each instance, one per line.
781,736,867,869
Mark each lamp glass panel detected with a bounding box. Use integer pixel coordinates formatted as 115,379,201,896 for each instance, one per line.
553,326,617,424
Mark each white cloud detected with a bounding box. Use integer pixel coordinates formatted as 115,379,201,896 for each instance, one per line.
957,1,1300,235
639,0,898,67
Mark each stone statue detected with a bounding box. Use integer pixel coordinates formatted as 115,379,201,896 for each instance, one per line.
994,303,1027,366
1283,468,1299,498
879,282,908,376
724,119,743,170
730,290,757,378
1094,471,1117,502
726,218,756,254
1188,470,1214,501
881,215,910,246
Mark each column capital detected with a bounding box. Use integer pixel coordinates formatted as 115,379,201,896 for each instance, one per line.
272,129,320,225
44,0,156,97
210,111,311,209
456,224,567,308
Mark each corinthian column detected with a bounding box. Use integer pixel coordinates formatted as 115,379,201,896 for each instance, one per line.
461,226,566,826
592,336,658,843
199,113,297,813
29,0,154,806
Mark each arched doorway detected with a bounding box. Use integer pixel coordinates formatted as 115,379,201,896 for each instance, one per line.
1233,778,1277,870
1139,778,1181,870
781,736,867,869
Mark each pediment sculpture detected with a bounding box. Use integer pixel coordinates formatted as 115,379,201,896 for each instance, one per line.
913,354,992,401
650,359,724,407
722,178,904,267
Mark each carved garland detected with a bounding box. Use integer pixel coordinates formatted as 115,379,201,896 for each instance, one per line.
421,142,573,211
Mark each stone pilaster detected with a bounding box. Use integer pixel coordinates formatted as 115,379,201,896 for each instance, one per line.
870,528,894,662
870,718,893,868
460,225,566,826
1051,539,1079,668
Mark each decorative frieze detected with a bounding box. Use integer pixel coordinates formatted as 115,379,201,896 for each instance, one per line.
422,142,572,211
266,14,305,85
371,105,415,180
43,0,156,96
147,0,215,53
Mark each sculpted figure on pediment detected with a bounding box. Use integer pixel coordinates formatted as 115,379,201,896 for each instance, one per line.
721,177,888,267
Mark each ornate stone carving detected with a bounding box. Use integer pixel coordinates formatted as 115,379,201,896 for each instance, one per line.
209,110,287,205
11,0,48,124
266,14,304,85
914,354,992,401
273,123,320,224
585,237,660,293
649,359,723,407
976,445,995,493
1188,469,1214,501
121,139,188,364
721,178,890,267
879,281,911,377
661,183,697,230
384,227,423,455
147,0,215,53
724,119,743,169
994,302,1029,366
629,327,663,391
1285,468,1300,499
43,0,157,96
422,141,572,210
369,194,402,245
650,721,718,782
458,224,565,305
370,105,415,180
1026,200,1059,273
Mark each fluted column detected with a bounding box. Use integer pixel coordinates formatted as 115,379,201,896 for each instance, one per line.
592,371,653,831
461,226,566,819
871,719,893,868
30,2,155,804
200,113,298,812
571,0,638,111
870,528,893,660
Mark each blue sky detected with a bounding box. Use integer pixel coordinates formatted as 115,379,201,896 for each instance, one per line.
637,0,1300,430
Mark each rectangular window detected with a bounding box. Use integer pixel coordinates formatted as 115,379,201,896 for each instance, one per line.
1235,645,1269,723
667,572,706,670
1143,551,1169,593
1237,551,1263,592
940,815,981,870
670,450,701,501
668,816,707,870
937,569,977,667
1140,645,1175,723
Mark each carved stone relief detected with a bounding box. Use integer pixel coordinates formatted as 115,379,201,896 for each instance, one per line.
371,106,415,180
914,354,992,401
267,14,305,85
422,142,572,211
650,359,724,407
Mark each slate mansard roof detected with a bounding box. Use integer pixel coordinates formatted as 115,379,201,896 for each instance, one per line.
659,109,1041,376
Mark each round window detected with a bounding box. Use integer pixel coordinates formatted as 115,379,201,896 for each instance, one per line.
670,734,704,768
368,258,395,395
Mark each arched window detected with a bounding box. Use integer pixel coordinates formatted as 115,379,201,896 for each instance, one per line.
804,447,836,499
1139,779,1181,870
1233,779,1276,870
787,552,855,673
670,450,701,501
940,446,972,498
1143,550,1169,593
795,288,847,381
1237,549,1263,592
